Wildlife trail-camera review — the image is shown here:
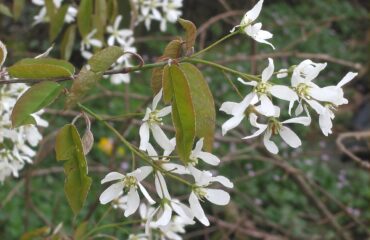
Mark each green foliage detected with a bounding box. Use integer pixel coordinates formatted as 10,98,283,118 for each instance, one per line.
8,58,75,79
87,46,124,73
178,18,196,54
77,0,93,37
11,81,63,127
49,4,68,41
60,24,77,60
55,124,92,215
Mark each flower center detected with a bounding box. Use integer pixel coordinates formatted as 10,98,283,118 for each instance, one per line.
194,187,207,200
254,82,271,95
295,83,311,99
148,110,162,125
123,176,138,189
189,154,199,166
268,118,282,135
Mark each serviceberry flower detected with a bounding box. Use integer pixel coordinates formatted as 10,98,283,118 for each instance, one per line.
107,15,135,47
80,29,103,59
232,0,275,49
139,89,173,151
189,138,220,166
99,167,155,217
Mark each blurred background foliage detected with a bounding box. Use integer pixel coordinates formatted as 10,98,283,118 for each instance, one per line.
0,0,369,239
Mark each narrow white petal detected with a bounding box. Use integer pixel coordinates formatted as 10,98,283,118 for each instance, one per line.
337,72,357,87
136,166,153,182
189,192,209,226
205,188,230,205
279,126,301,148
222,114,245,136
154,204,172,226
146,143,159,160
242,124,267,139
151,124,172,151
245,0,264,22
139,123,150,151
319,109,333,136
152,89,163,110
124,188,140,217
282,116,311,126
193,138,204,157
237,77,257,86
277,69,288,78
162,163,190,175
138,182,155,205
171,200,194,220
219,101,238,115
197,151,220,166
99,182,124,204
269,85,298,102
101,172,125,184
261,58,274,81
212,175,234,188
306,99,325,114
157,106,172,117
231,92,257,115
260,95,275,116
155,172,171,199
263,130,278,154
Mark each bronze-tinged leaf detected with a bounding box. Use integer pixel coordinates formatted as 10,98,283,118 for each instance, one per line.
168,65,195,164
180,63,215,151
55,124,92,215
11,81,63,128
178,18,196,54
163,39,183,59
61,24,77,60
162,65,173,104
151,67,163,95
65,67,102,109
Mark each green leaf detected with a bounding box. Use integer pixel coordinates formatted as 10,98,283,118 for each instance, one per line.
45,0,56,19
178,18,197,54
77,0,93,37
73,222,88,239
88,46,124,73
0,40,7,67
8,58,75,79
12,0,24,20
65,67,102,108
168,65,195,164
0,3,12,17
180,63,215,151
61,24,77,60
49,4,68,42
94,0,108,41
20,226,50,240
55,124,92,215
107,0,118,24
163,39,183,59
162,65,173,104
11,81,63,128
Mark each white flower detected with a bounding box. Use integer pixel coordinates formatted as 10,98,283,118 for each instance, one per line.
99,166,155,217
32,0,77,24
107,15,135,47
160,0,183,32
157,215,194,240
128,233,149,240
134,0,162,30
139,89,173,151
244,111,311,154
220,58,298,135
232,0,274,49
188,166,233,226
189,138,220,166
80,29,103,59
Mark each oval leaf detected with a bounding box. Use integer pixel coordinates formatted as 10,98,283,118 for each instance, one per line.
88,46,124,73
168,65,195,164
55,124,92,215
77,0,93,37
49,4,68,41
8,58,75,79
61,24,77,60
11,81,63,128
180,63,215,151
162,65,173,104
178,18,196,54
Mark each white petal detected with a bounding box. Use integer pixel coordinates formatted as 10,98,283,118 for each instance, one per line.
231,92,257,115
157,106,172,117
306,99,325,114
319,109,333,136
269,85,298,102
146,143,159,160
205,189,230,205
136,166,153,182
219,101,238,115
254,30,275,49
260,94,275,116
189,192,209,226
309,86,342,104
154,204,172,226
192,138,204,156
152,89,163,110
242,124,267,139
261,58,274,82
282,116,311,126
279,126,301,148
263,130,278,154
151,124,172,151
155,172,170,199
138,182,156,205
124,188,140,217
277,69,288,78
139,123,150,151
99,182,124,204
162,163,190,175
244,0,263,23
222,114,245,136
337,72,357,87
237,77,257,86
197,151,220,166
101,172,125,184
171,200,193,220
212,175,234,188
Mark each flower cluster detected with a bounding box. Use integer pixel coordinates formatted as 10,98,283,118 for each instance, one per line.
100,90,233,238
221,0,357,154
32,0,77,25
133,0,183,32
0,42,48,183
